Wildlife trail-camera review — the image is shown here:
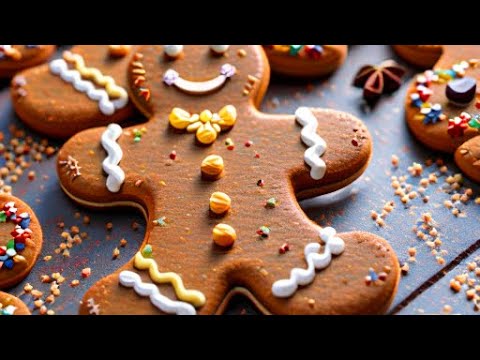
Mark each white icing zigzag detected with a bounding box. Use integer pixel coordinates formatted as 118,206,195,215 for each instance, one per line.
295,107,327,180
271,227,345,298
49,59,128,115
119,271,196,315
101,124,125,193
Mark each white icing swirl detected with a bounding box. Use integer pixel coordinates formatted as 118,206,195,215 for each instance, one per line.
119,271,196,315
272,227,344,298
101,124,125,193
295,107,327,180
163,64,236,95
49,59,128,115
164,45,183,58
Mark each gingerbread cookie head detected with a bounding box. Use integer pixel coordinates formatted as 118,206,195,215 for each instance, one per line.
263,45,347,77
11,45,136,139
0,291,30,315
0,194,42,290
393,45,443,69
58,45,399,315
0,45,55,78
128,45,270,121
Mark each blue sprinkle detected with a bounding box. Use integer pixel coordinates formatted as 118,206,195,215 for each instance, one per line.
369,269,378,282
412,99,423,108
4,259,14,269
15,243,25,251
446,69,456,78
0,255,7,261
19,218,30,229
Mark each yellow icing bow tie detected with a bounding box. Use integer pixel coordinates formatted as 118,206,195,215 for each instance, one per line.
169,105,237,145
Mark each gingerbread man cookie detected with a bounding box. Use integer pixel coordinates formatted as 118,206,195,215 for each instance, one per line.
263,45,347,77
0,291,30,315
0,194,42,289
0,45,55,78
11,45,137,139
393,45,443,69
57,45,399,315
405,45,480,182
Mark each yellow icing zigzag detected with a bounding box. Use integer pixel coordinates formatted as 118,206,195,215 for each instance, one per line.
133,252,206,307
63,51,127,99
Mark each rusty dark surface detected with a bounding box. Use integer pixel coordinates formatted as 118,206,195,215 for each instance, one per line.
2,45,480,315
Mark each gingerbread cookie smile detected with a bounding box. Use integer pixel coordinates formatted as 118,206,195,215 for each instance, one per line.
58,45,399,315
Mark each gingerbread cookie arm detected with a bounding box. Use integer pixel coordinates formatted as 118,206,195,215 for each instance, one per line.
11,45,137,139
0,45,56,78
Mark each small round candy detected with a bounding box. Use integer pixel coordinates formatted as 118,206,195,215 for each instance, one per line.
446,76,477,106
201,154,224,179
212,223,236,247
209,192,231,214
210,45,230,55
164,45,184,58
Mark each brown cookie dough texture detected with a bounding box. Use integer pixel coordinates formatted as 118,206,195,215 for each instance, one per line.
393,45,443,69
11,45,137,139
405,45,480,183
0,45,56,78
0,291,30,315
57,45,399,315
263,45,347,77
0,194,43,290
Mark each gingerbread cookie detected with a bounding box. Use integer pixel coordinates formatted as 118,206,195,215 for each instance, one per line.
0,194,42,289
0,45,56,78
263,45,347,77
57,45,399,315
0,291,30,315
11,45,137,139
393,45,443,69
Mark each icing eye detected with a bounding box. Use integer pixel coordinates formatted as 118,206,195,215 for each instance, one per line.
210,45,230,55
164,45,184,58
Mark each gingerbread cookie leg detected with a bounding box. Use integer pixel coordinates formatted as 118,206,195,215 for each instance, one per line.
263,45,347,78
0,194,43,290
393,45,443,69
58,45,399,315
11,45,137,139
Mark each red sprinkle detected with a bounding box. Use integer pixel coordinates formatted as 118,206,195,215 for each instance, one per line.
81,267,91,278
279,243,290,254
476,101,480,110
227,145,235,151
257,179,265,187
169,150,177,160
244,140,253,147
254,151,260,158
351,139,359,147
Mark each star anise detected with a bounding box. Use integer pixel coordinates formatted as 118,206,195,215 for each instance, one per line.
353,59,406,103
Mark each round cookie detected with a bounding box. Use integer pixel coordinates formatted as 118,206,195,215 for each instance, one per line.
393,45,443,69
455,136,480,183
0,194,42,289
11,45,137,139
405,45,480,154
0,291,30,315
263,45,347,77
0,45,56,78
58,45,400,315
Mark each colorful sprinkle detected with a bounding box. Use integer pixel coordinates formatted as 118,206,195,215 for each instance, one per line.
141,244,153,258
265,197,277,208
244,140,253,147
169,150,177,160
153,216,167,227
279,243,290,254
225,138,235,150
257,179,265,187
256,226,270,237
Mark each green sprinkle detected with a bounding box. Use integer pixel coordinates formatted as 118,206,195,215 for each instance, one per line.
6,239,14,249
154,216,167,227
266,197,277,208
0,211,6,223
289,45,302,56
142,244,153,258
134,136,141,143
257,226,270,237
468,115,480,129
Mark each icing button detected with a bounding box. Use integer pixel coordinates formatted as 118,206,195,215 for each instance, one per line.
446,77,477,106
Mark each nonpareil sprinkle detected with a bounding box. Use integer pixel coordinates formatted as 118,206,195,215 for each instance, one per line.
256,226,270,237
257,179,265,187
265,197,277,208
142,244,153,257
